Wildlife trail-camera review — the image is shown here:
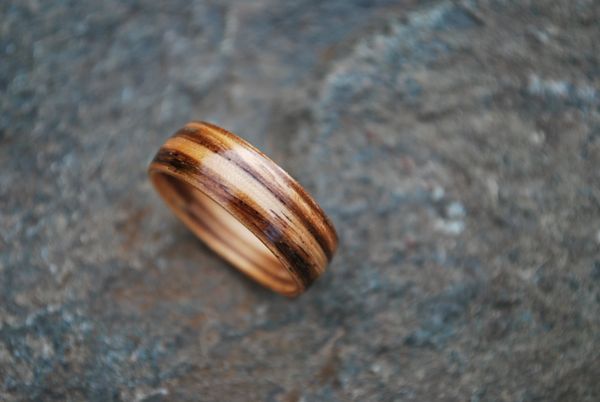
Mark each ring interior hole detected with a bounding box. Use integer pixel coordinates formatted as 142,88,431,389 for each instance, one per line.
151,172,299,295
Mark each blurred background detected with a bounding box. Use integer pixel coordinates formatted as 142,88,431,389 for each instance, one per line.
1,0,599,401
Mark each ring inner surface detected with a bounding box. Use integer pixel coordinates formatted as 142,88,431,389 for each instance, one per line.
150,172,299,295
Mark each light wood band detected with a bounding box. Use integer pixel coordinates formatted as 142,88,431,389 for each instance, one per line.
148,121,338,296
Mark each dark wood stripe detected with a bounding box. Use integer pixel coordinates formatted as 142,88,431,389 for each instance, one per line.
175,126,335,260
152,148,316,288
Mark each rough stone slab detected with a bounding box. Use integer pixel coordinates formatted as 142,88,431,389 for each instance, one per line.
1,0,599,401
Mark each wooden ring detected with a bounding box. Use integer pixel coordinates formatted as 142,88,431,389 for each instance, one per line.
148,121,338,296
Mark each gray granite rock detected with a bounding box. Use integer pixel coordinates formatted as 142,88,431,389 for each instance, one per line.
1,0,599,401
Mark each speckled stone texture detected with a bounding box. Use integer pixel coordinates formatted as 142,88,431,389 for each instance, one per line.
1,0,599,401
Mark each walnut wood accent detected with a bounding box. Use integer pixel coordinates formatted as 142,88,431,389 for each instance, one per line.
148,121,338,296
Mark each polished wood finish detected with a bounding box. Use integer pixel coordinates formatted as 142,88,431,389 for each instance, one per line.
148,121,338,296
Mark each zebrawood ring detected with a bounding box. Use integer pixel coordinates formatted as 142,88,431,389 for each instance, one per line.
148,121,338,296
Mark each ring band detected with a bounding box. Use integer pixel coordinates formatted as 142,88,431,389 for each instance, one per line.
148,121,338,296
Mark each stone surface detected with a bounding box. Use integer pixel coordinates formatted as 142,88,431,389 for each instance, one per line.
1,0,600,401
